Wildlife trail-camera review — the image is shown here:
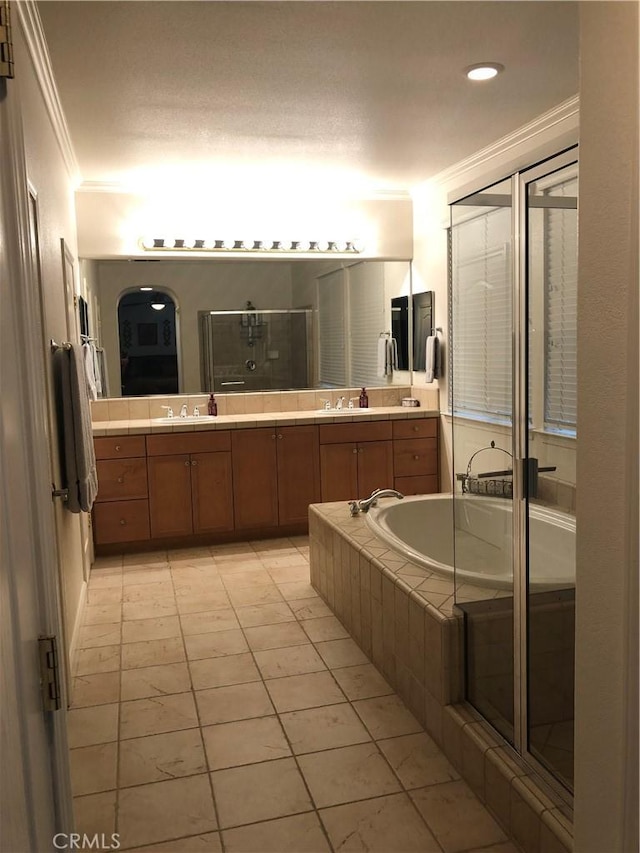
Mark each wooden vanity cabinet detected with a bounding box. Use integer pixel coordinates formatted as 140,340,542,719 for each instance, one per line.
147,431,234,538
231,425,320,529
319,421,394,502
93,436,150,544
392,417,439,495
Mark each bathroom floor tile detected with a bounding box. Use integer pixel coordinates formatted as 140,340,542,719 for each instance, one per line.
120,692,199,739
123,580,175,603
298,742,401,808
202,715,291,770
378,732,460,789
118,729,207,787
196,681,274,726
221,569,274,589
320,792,441,853
410,780,508,852
118,774,217,849
279,703,371,755
265,671,346,713
83,604,122,625
77,622,122,649
121,615,182,644
189,653,261,690
71,672,120,708
75,644,121,676
227,583,284,608
301,616,350,643
184,629,249,661
235,601,295,628
253,644,326,679
180,608,240,636
211,757,312,828
120,662,191,701
121,636,185,670
288,597,333,620
175,590,232,614
276,581,320,601
222,812,330,853
69,742,117,796
129,832,222,853
123,599,178,621
85,586,122,606
67,703,119,748
353,694,423,739
73,791,116,839
315,638,370,669
244,621,309,651
330,664,394,701
266,565,313,584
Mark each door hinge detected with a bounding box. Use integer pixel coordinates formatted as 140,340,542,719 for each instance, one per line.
38,635,62,711
0,1,14,80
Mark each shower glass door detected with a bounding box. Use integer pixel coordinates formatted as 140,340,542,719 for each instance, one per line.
523,155,578,789
450,177,515,744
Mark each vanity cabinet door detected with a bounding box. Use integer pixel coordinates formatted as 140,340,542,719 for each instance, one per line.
148,454,193,538
276,426,320,525
357,440,394,497
231,428,278,529
320,443,359,502
191,452,234,533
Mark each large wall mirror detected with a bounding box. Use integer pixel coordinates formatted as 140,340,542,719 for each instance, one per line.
82,257,432,398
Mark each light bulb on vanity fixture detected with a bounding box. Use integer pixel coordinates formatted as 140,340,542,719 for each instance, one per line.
151,302,166,311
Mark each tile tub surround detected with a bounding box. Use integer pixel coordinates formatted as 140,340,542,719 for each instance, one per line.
90,385,439,428
70,537,521,853
309,502,573,853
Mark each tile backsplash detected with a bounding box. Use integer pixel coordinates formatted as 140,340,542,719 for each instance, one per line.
91,386,440,422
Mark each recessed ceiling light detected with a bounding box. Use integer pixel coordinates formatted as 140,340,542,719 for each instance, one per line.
139,287,153,291
466,63,504,81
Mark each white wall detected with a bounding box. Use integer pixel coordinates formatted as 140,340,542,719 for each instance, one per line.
573,3,639,850
16,19,87,673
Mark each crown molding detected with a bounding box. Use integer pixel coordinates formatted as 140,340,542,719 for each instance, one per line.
415,95,579,196
15,0,81,183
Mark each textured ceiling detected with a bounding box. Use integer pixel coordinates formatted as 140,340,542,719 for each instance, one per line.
38,1,579,192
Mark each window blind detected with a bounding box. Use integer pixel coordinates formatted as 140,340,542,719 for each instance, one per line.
544,178,578,432
451,206,512,421
347,262,385,387
317,269,346,387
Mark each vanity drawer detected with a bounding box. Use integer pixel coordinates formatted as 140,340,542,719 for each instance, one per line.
146,431,231,456
94,435,146,460
392,418,438,440
93,500,150,544
318,420,392,444
393,437,438,477
96,458,148,502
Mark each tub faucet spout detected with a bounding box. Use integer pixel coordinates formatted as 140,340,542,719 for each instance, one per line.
349,488,404,516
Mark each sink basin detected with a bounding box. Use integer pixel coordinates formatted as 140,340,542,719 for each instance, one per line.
314,408,368,415
154,416,217,424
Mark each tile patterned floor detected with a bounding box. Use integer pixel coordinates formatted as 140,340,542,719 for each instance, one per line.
70,537,520,853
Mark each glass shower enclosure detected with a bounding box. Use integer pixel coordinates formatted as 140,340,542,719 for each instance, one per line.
199,308,313,393
450,149,578,795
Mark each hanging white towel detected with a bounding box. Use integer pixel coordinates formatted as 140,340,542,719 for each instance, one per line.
91,343,103,396
425,335,439,383
390,338,398,373
83,342,98,401
377,337,388,378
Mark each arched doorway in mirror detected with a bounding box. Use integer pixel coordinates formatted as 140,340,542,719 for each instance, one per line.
118,288,179,396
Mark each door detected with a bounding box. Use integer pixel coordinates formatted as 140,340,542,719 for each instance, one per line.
148,454,193,537
357,440,394,497
276,426,320,524
1,77,72,847
191,452,234,533
320,443,358,502
231,428,278,529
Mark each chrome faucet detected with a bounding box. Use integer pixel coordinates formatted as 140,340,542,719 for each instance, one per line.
349,488,404,516
319,398,331,411
335,396,346,411
180,404,189,418
161,406,174,419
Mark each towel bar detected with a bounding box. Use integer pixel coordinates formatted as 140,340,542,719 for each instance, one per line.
51,486,69,501
50,338,72,352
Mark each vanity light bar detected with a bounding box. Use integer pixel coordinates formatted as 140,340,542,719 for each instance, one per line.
140,237,364,253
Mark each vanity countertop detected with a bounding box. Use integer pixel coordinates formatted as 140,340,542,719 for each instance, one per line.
92,407,440,436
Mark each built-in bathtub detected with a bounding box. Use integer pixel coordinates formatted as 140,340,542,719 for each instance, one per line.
366,494,575,591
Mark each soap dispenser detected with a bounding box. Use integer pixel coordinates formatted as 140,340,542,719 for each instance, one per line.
359,387,369,408
207,393,218,416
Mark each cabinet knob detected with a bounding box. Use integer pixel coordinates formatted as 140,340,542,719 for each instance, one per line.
352,448,358,454
184,460,190,466
117,477,123,484
413,425,419,432
277,434,283,440
115,445,121,451
271,434,276,440
414,455,420,460
191,460,197,466
358,448,364,454
119,519,126,526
